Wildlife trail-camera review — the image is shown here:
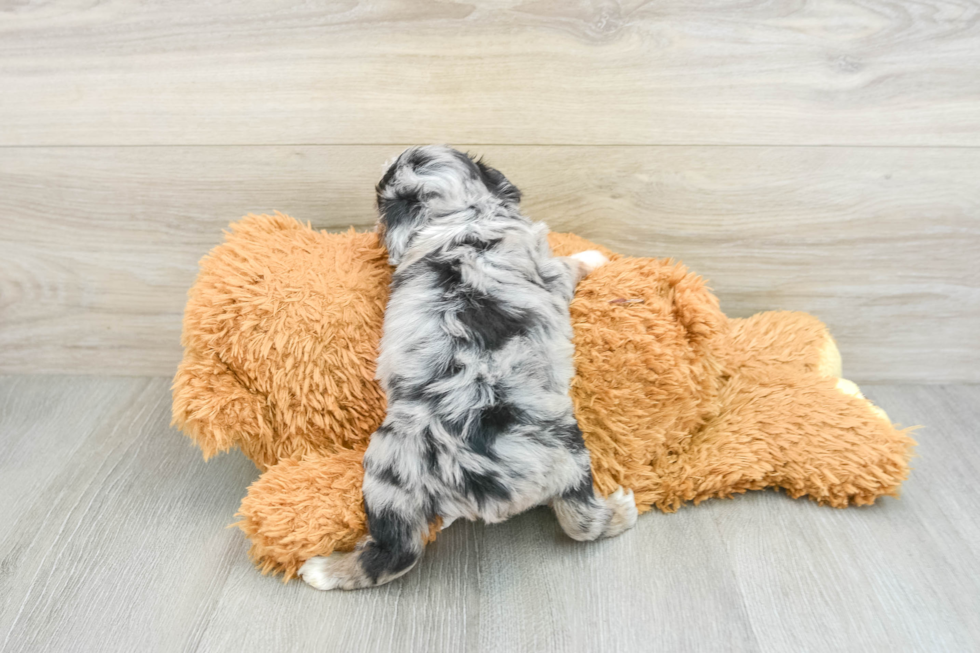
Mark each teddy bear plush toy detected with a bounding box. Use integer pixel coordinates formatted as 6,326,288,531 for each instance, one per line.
172,211,914,579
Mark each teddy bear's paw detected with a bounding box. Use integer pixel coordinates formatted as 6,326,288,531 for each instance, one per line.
298,553,357,591
570,249,609,274
603,487,638,538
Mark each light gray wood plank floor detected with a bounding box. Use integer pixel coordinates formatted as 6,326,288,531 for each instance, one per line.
1,377,977,652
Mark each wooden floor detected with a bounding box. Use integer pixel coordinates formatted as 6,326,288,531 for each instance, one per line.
0,376,977,652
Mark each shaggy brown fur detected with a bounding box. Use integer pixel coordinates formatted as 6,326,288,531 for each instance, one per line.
172,213,915,579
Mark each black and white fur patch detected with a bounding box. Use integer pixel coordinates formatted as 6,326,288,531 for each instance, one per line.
300,146,637,590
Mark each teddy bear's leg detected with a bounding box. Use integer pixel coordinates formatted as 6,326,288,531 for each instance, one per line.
657,375,914,510
835,377,891,422
726,311,843,381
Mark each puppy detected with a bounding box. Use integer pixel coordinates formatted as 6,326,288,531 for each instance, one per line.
300,146,637,590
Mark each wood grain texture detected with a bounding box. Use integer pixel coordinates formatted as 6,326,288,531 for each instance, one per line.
1,1,979,146
1,145,977,381
0,377,260,652
709,383,980,652
0,377,977,652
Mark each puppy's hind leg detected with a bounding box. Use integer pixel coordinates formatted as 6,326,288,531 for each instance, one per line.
551,470,637,541
300,448,431,590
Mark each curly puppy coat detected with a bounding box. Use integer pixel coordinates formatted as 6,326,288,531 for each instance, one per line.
300,146,637,590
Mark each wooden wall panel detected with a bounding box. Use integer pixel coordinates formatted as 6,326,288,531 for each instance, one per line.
1,145,976,381
1,1,979,146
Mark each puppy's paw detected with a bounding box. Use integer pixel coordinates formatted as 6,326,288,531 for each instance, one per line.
298,553,355,591
603,487,638,538
570,250,609,275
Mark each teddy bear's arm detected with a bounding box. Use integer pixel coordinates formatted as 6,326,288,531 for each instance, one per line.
171,347,279,470
234,448,368,579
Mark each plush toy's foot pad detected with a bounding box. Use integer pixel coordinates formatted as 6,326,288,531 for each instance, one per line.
836,378,891,422
604,487,638,538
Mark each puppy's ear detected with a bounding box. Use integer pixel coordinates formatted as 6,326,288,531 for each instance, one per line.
377,192,424,266
475,160,522,206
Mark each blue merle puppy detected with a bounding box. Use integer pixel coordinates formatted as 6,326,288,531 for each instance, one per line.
299,145,637,590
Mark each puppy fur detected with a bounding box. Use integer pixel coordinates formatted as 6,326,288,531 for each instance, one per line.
300,146,637,590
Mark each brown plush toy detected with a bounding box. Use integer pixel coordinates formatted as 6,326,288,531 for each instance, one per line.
172,212,915,579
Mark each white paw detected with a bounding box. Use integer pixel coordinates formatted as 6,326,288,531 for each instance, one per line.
298,554,350,591
604,486,638,538
570,250,609,274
